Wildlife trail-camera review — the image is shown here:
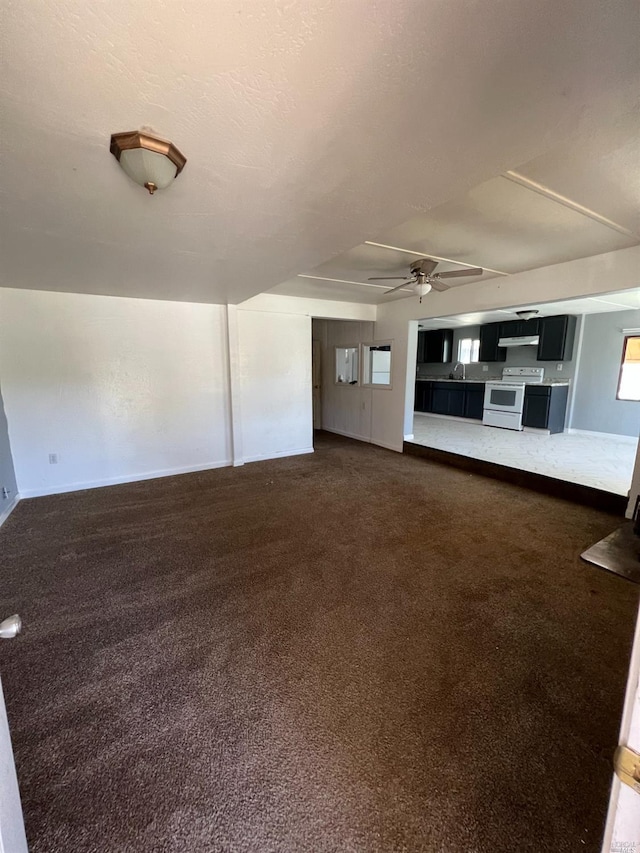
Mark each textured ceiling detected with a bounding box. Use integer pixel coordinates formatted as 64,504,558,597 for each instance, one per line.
1,2,639,304
271,108,640,303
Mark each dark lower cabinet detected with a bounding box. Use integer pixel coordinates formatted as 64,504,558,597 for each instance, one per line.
448,386,465,417
522,393,550,429
522,385,569,433
464,386,485,420
431,385,451,415
431,383,465,416
414,381,432,413
416,381,484,420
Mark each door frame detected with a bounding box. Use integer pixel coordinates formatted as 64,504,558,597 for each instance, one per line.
601,600,640,850
0,677,28,853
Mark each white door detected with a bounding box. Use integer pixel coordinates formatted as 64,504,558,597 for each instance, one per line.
602,599,640,851
0,616,28,853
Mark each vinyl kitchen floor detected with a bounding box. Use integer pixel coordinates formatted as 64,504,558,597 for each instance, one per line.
410,414,638,496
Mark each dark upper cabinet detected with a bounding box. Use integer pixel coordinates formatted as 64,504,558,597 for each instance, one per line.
537,315,576,362
418,329,453,364
479,323,507,362
498,318,540,338
522,385,569,434
478,315,575,362
417,331,426,364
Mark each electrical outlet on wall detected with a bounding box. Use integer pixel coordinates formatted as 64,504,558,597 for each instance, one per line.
2,487,9,500
556,363,563,371
49,453,58,464
482,365,489,372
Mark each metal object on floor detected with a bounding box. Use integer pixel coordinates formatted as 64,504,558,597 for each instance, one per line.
580,522,640,584
0,615,22,639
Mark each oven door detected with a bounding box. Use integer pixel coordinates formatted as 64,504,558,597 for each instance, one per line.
483,382,525,413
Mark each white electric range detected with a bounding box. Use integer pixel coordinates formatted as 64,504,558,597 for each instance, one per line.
482,366,545,431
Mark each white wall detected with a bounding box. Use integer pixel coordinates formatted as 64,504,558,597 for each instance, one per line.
0,289,233,496
0,289,375,497
240,293,376,322
237,310,314,463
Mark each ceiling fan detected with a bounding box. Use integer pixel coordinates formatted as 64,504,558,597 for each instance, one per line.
368,259,483,301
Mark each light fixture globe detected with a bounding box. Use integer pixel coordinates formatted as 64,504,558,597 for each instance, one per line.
414,279,432,297
110,131,186,194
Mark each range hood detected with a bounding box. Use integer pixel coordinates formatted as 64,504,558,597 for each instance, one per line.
498,335,540,348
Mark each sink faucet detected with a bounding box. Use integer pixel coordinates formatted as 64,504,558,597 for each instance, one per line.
452,361,466,380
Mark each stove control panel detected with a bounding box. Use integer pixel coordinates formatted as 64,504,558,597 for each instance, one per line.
502,366,545,383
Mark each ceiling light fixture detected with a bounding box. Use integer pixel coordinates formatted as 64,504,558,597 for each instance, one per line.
515,309,539,321
110,130,186,195
414,278,432,298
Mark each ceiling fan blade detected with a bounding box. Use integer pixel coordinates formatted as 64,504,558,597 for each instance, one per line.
435,267,484,279
429,279,450,293
367,276,410,281
385,280,415,295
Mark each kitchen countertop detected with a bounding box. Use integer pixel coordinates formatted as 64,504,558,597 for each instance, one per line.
415,376,496,383
415,376,570,386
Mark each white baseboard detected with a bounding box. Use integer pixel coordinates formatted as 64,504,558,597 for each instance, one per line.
566,428,638,443
0,495,19,528
242,447,314,464
19,460,233,498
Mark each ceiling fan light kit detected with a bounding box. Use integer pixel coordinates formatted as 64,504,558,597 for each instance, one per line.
110,130,187,194
414,279,432,298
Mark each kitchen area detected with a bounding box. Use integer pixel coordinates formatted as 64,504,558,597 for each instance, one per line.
409,294,640,497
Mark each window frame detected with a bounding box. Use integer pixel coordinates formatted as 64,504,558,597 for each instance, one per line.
457,337,480,365
361,340,393,389
616,335,640,402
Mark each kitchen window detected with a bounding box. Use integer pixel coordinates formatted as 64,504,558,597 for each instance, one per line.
457,337,480,364
617,336,640,401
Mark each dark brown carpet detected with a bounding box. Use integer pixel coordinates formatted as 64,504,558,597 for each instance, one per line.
1,433,638,852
